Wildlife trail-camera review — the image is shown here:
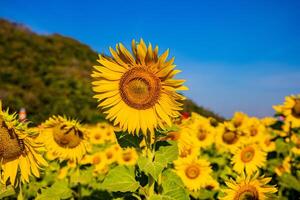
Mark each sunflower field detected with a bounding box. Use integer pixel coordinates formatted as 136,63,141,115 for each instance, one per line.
0,39,300,200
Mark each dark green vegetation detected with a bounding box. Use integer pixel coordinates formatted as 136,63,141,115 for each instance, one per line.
0,19,224,124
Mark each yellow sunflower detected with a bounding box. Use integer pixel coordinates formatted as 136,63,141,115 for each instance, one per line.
232,143,266,175
174,157,212,191
117,147,138,166
189,113,215,148
0,101,47,186
40,116,90,161
242,117,266,143
273,95,300,128
221,173,277,200
89,152,108,173
215,122,243,153
259,134,276,152
231,112,249,130
275,156,291,176
291,134,300,155
91,39,188,136
178,142,199,159
87,125,105,145
104,145,118,164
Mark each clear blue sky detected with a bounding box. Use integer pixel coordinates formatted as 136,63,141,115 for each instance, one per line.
1,0,300,118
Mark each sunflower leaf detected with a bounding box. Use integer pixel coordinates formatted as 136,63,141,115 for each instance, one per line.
101,165,139,192
279,173,300,191
161,170,189,200
0,185,15,199
148,194,175,200
36,181,72,200
137,156,164,181
155,141,178,167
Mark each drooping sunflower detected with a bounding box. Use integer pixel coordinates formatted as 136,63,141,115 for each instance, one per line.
0,101,47,186
232,144,267,175
221,173,277,200
91,39,188,136
174,157,212,191
273,95,300,128
40,116,90,162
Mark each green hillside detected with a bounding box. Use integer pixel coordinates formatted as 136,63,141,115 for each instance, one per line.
0,19,224,124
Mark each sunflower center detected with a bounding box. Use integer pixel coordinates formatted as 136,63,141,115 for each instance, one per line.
234,119,243,128
241,146,255,163
185,165,200,179
222,131,238,144
235,185,259,200
0,120,25,160
123,152,132,162
119,68,161,110
197,128,207,141
292,99,300,118
94,133,101,140
250,127,258,136
53,125,82,148
93,156,101,165
106,151,113,159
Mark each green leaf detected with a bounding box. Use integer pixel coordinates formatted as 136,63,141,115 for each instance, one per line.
137,156,164,181
275,138,291,154
279,173,300,191
36,181,72,200
155,142,178,167
138,142,178,181
0,185,15,199
101,165,139,192
161,170,189,200
116,132,143,148
148,194,174,200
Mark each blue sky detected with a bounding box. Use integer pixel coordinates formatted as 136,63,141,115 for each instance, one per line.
1,0,300,118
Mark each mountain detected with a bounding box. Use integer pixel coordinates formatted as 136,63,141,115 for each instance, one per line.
0,19,224,124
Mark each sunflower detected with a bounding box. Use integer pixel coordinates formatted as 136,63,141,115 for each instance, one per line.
91,39,188,136
275,156,291,176
221,173,277,200
232,144,267,175
189,113,215,148
174,157,212,191
104,145,118,164
87,125,105,145
242,117,266,143
231,112,249,130
0,101,47,186
259,134,276,152
291,134,300,155
273,95,300,128
117,148,138,166
89,152,108,173
215,122,243,153
40,116,89,162
204,177,220,191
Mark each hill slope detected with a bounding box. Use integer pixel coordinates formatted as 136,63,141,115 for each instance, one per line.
0,19,224,124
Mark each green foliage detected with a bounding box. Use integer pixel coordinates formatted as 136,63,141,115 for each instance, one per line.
161,170,189,200
36,181,72,200
101,165,139,192
138,142,178,181
0,185,15,199
0,19,101,124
